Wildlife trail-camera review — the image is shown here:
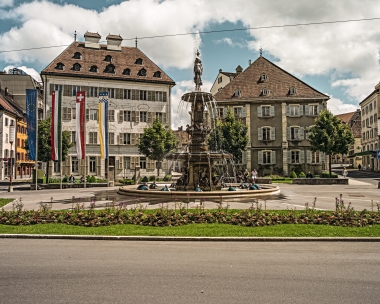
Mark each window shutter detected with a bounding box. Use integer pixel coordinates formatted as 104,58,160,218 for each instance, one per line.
130,157,137,170
131,133,136,145
258,151,263,164
257,106,262,117
117,88,123,100
132,89,138,100
72,108,76,119
96,156,101,176
131,111,136,122
99,87,106,94
82,86,89,97
307,150,312,164
147,112,153,124
271,127,275,140
271,151,276,165
300,105,304,116
286,105,290,116
64,157,71,176
79,159,84,175
300,127,305,140
118,156,123,169
163,92,167,102
287,151,291,163
118,134,123,145
49,84,54,94
147,91,153,101
305,105,309,115
162,113,167,124
286,127,290,140
63,85,72,97
152,91,156,102
86,109,89,121
135,111,140,123
300,150,305,163
118,111,123,123
258,128,262,140
86,156,89,175
242,107,246,118
242,151,247,164
270,106,275,117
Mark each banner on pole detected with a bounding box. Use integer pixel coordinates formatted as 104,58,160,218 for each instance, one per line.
26,89,38,160
51,90,62,161
75,91,86,159
98,92,109,159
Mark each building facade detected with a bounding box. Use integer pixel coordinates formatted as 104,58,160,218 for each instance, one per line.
213,55,330,177
41,32,175,180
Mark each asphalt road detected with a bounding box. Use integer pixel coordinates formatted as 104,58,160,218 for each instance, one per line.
0,239,379,304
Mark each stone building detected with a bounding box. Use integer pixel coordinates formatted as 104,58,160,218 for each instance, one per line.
212,54,330,177
40,32,175,180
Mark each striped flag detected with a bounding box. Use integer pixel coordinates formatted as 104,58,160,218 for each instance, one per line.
51,90,61,161
98,92,109,159
26,89,38,160
75,91,86,159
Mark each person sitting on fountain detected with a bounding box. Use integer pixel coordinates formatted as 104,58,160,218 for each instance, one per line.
240,182,249,189
149,182,158,189
248,183,257,190
195,184,203,192
137,183,149,190
161,185,170,191
228,185,236,191
251,182,261,190
243,169,249,182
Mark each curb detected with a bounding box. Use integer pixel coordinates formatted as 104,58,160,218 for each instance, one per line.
1,234,380,242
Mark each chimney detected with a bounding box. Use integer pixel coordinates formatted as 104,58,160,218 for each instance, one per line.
236,65,243,75
5,87,8,96
84,32,101,49
248,60,251,66
219,69,222,73
106,34,123,51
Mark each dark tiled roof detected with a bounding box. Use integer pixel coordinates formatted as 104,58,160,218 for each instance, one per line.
348,110,362,138
84,32,101,38
0,92,22,117
41,42,175,85
214,56,329,101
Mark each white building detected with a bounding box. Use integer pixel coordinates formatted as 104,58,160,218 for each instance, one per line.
41,32,175,180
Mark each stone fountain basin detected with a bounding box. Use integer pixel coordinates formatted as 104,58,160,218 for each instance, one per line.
118,184,280,201
165,152,233,161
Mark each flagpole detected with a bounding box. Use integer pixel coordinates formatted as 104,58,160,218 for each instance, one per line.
84,91,86,189
60,91,62,190
35,93,38,192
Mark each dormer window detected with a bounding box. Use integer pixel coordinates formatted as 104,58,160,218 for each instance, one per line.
104,55,112,62
122,68,131,75
138,68,147,76
153,71,161,78
289,87,297,95
135,58,143,65
234,89,241,97
55,62,65,70
73,52,82,59
262,88,269,96
104,64,115,74
72,63,81,71
260,73,267,82
89,65,98,73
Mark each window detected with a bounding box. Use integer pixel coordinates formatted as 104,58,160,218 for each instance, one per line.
71,131,76,143
140,157,147,169
89,132,97,144
89,157,96,173
370,116,373,124
105,55,112,62
369,103,373,111
4,149,9,157
122,133,131,145
108,109,115,122
73,52,81,59
289,105,299,116
90,65,98,73
156,112,163,122
289,87,297,95
218,76,222,84
72,63,81,71
311,151,319,164
22,139,25,147
375,114,377,121
105,64,115,73
139,90,147,100
234,89,241,97
55,63,64,70
135,58,143,65
17,125,20,132
62,107,72,120
55,84,63,92
17,138,20,147
309,105,318,116
109,132,115,145
291,151,300,164
89,109,98,121
123,111,131,122
124,89,131,99
71,157,79,172
123,68,131,75
260,73,267,81
366,118,369,126
262,88,269,95
153,71,161,78
140,111,147,122
90,87,98,97
72,86,81,96
291,127,300,140
124,157,131,169
262,106,271,117
262,127,271,141
233,107,242,118
263,151,271,164
5,133,8,143
155,91,163,101
217,108,224,119
138,68,147,76
4,117,8,126
107,88,115,98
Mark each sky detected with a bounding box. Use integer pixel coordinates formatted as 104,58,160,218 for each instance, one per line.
0,0,379,128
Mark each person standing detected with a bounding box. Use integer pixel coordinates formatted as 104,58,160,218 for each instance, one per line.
251,169,258,182
343,168,348,178
358,164,361,171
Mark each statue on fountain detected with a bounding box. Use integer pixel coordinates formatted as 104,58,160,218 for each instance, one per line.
194,50,203,91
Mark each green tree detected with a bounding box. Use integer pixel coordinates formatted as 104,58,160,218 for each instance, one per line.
25,117,73,183
138,119,178,178
207,107,249,162
308,110,354,177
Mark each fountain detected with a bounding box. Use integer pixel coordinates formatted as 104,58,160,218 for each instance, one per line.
118,51,279,202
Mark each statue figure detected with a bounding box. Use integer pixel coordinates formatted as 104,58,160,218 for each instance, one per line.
194,50,203,91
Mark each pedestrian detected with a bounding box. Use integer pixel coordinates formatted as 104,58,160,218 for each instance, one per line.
251,169,257,182
69,174,75,183
358,164,361,171
343,167,348,178
306,171,313,178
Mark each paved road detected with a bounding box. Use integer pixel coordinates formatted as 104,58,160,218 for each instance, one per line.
0,239,379,304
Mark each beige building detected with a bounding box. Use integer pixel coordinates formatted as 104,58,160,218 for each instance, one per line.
41,32,175,180
210,67,240,95
213,54,330,177
359,82,380,171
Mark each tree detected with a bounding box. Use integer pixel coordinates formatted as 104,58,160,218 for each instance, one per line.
25,117,73,183
308,110,354,177
138,119,178,177
207,107,249,163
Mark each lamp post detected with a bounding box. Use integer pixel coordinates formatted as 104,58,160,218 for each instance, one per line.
8,121,15,192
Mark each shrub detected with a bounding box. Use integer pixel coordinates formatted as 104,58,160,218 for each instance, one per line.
149,175,156,181
321,172,338,178
96,178,107,183
298,172,306,178
62,176,68,182
163,174,172,181
141,176,149,183
290,171,297,178
48,178,61,183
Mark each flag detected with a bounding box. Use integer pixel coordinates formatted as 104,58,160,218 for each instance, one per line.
51,90,61,161
26,89,38,160
98,92,109,159
75,91,86,159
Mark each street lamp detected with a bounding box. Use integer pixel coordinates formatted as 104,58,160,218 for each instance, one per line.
8,121,15,192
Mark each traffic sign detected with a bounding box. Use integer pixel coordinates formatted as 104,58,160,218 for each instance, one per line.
377,150,380,159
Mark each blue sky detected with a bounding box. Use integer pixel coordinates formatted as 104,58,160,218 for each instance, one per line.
0,0,379,127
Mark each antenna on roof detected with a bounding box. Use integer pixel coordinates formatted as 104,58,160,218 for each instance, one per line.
260,46,263,57
74,30,77,42
135,37,138,48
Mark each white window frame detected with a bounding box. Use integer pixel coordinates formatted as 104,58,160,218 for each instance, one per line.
71,156,79,172
155,91,163,101
233,107,243,118
89,109,98,121
291,151,300,164
311,151,319,164
72,86,81,96
90,87,98,97
89,157,96,173
291,127,300,140
124,89,131,99
140,111,147,122
262,127,271,141
89,132,97,144
309,105,318,116
262,151,271,164
289,105,299,116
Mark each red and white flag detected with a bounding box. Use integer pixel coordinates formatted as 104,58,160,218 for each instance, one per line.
75,91,86,159
51,90,61,161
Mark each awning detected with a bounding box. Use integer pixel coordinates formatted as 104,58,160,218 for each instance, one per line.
353,150,377,157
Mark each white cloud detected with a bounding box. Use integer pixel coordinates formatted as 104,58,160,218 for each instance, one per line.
0,0,13,8
3,65,41,82
213,37,245,48
327,96,358,115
